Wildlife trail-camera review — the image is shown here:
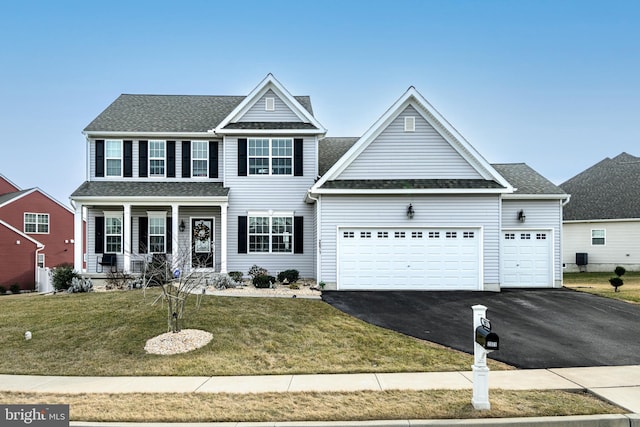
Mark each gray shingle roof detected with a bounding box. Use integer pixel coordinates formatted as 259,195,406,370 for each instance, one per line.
492,163,566,195
223,122,318,130
84,94,313,133
318,137,359,176
0,189,33,205
560,152,640,220
320,179,504,190
71,181,229,198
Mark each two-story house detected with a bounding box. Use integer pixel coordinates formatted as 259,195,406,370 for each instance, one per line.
71,74,568,290
0,174,75,291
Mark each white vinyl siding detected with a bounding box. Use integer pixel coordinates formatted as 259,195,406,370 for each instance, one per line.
336,106,482,180
224,136,317,277
238,90,301,122
563,221,640,272
318,194,500,288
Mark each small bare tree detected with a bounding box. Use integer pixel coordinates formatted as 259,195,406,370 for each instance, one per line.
141,243,214,333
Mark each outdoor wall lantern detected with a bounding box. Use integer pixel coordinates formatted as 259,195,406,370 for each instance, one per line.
517,210,526,222
179,220,186,232
407,204,415,219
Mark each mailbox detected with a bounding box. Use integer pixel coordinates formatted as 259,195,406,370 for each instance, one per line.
475,326,499,351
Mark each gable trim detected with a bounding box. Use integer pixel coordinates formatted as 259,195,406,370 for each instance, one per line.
214,74,326,134
311,87,513,193
0,219,45,248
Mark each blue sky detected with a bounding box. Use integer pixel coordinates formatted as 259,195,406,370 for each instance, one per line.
1,0,638,205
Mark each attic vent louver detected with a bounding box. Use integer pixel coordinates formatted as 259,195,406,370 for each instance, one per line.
404,116,415,132
265,97,275,111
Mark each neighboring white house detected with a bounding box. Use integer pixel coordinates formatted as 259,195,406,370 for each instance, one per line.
561,152,640,273
71,74,567,291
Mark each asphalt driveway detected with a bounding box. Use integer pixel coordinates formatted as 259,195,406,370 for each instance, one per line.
322,288,640,369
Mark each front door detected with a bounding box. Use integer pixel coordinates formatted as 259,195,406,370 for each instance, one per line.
191,218,214,269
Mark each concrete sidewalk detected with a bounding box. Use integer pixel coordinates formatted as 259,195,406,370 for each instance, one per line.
1,365,640,414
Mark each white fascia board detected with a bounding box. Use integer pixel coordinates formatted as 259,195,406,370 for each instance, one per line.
214,74,327,134
215,128,324,136
71,196,229,205
0,188,36,209
82,131,217,138
502,193,569,200
311,187,511,195
311,87,513,193
0,219,45,248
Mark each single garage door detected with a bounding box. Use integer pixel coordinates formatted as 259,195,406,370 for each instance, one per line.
501,230,552,287
338,227,480,290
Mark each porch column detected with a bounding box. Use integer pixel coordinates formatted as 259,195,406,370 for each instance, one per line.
220,202,228,273
73,202,84,273
172,204,179,272
123,203,131,272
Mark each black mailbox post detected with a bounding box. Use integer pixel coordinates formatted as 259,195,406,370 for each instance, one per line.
475,326,499,351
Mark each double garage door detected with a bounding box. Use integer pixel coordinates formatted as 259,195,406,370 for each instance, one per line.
338,227,480,290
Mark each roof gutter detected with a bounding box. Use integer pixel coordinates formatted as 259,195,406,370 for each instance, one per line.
82,131,219,138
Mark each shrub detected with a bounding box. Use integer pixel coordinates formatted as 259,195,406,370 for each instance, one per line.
0,286,6,295
228,271,244,283
253,274,275,289
67,277,93,293
209,273,238,289
614,266,627,277
609,277,624,292
288,282,300,290
53,263,79,291
277,269,299,284
10,284,21,294
248,265,268,279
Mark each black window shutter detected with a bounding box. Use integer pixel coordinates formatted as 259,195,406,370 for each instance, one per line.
139,217,148,254
95,140,104,177
294,216,304,254
166,217,172,254
182,141,191,178
238,216,247,254
294,138,303,176
167,141,176,178
238,138,247,176
95,216,104,254
139,140,148,177
209,141,218,178
123,140,133,177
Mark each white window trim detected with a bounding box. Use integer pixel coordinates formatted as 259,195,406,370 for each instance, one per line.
148,140,166,178
248,138,293,176
404,116,415,132
24,212,50,234
191,140,209,178
247,210,294,254
105,139,123,178
104,211,124,254
265,97,275,111
147,211,167,254
37,253,45,268
591,229,606,246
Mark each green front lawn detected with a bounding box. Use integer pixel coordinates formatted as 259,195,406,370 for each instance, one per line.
564,271,640,303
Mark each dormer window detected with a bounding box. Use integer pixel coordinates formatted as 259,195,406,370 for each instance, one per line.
404,116,415,132
265,97,275,111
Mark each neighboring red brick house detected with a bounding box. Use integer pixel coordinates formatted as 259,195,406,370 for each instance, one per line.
0,175,75,291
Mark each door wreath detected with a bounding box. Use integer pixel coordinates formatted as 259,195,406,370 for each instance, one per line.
193,222,210,242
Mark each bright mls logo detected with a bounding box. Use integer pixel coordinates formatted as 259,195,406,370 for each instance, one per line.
1,405,69,426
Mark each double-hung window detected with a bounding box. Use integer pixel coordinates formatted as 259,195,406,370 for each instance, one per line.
192,141,208,177
149,140,165,177
105,213,123,253
591,229,605,245
105,140,122,177
248,213,293,253
248,138,292,175
148,212,166,253
24,213,49,233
